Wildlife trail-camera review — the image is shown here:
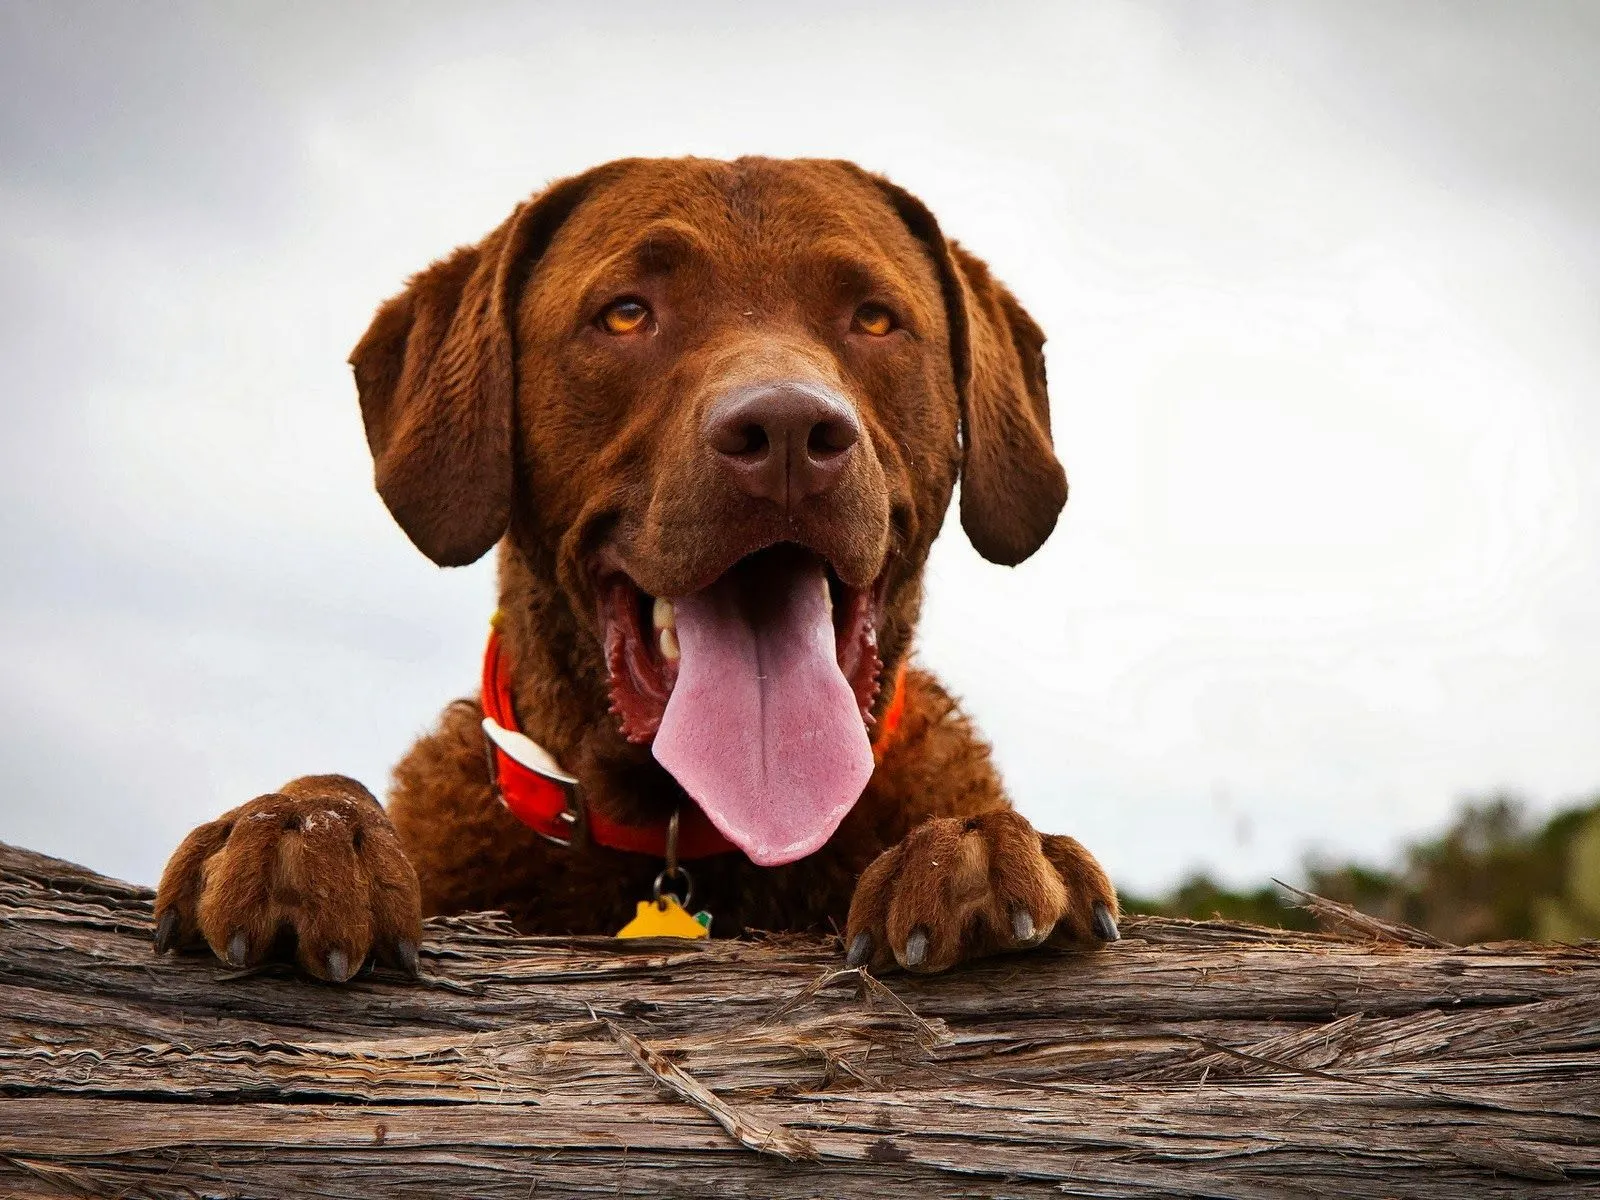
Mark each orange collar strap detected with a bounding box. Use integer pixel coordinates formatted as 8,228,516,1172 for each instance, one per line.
873,660,909,762
480,624,907,860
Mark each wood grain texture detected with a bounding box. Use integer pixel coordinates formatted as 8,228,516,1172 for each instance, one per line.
1,841,1597,1197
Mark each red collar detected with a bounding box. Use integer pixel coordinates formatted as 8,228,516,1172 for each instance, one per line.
480,621,907,860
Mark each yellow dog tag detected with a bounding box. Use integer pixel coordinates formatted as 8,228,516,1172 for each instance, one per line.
617,896,712,939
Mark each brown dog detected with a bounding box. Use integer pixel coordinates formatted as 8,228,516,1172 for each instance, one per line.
152,157,1119,982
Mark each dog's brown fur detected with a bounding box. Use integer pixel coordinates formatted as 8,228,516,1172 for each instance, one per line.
154,157,1117,982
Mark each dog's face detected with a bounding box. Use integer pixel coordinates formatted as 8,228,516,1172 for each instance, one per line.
350,157,1065,864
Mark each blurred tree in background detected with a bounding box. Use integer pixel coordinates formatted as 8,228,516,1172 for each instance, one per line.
1124,794,1600,944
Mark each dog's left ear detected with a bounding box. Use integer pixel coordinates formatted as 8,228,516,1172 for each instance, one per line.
864,174,1068,566
348,169,606,567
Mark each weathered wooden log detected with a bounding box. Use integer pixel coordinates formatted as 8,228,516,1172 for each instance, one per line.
0,841,1596,1197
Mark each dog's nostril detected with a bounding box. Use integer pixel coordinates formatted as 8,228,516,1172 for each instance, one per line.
808,417,858,457
735,424,769,458
710,419,771,459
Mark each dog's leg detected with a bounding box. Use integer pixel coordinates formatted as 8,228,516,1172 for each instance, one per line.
840,669,1119,973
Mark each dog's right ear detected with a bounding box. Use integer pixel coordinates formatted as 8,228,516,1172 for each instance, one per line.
348,171,604,567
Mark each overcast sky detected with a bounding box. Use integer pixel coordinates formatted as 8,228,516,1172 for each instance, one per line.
2,1,1598,895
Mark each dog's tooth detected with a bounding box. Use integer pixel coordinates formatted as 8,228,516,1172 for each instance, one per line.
659,626,680,662
652,597,675,630
822,577,833,614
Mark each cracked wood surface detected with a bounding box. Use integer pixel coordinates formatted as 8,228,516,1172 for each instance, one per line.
0,841,1597,1197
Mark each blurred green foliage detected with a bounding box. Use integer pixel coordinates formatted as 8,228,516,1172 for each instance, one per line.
1122,794,1600,945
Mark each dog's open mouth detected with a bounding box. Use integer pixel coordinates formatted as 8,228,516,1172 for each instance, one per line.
599,544,883,865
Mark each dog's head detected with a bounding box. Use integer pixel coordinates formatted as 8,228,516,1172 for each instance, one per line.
350,157,1065,864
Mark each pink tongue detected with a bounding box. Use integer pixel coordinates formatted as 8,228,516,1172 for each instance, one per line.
653,553,874,866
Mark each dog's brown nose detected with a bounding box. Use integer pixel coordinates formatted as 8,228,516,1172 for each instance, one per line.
705,382,860,507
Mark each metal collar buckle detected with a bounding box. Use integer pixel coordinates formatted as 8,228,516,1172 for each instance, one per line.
480,717,586,849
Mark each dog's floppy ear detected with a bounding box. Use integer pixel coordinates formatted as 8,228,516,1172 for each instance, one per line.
348,171,601,566
867,174,1068,566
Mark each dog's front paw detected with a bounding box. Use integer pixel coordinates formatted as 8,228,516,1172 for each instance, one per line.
154,775,423,982
843,810,1119,974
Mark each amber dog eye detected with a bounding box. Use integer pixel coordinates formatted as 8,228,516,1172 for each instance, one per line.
599,298,650,335
852,303,895,337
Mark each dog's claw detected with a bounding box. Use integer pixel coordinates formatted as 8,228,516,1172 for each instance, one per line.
226,931,249,967
1092,901,1120,942
846,932,872,967
325,948,351,983
153,910,178,954
904,928,929,969
1012,908,1035,944
394,938,420,977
